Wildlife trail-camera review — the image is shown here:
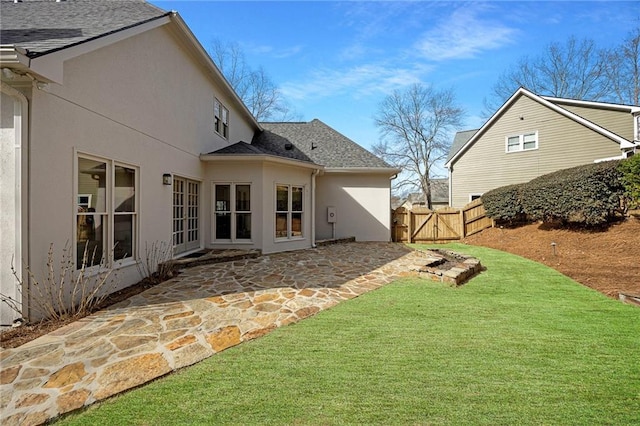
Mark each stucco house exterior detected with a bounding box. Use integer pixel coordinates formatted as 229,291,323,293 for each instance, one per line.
445,87,640,208
0,0,398,325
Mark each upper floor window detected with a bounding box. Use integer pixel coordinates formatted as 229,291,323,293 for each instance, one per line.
506,131,537,153
214,98,229,139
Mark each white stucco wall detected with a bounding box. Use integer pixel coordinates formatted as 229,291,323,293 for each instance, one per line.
261,163,313,254
315,173,392,242
20,24,258,320
0,90,21,325
205,160,314,255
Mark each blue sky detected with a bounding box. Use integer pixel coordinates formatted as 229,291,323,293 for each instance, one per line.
151,1,637,174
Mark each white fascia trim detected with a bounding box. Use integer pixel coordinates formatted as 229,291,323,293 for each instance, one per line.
0,46,30,69
594,155,625,162
323,167,402,175
169,13,261,131
445,87,632,168
200,153,324,171
541,95,640,113
26,16,172,84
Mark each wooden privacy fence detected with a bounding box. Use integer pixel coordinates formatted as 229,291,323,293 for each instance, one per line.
391,198,494,243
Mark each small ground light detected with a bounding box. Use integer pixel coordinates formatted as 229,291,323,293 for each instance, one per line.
551,242,557,256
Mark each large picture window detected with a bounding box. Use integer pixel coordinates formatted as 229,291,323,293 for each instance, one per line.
76,156,137,268
214,183,251,241
276,184,304,239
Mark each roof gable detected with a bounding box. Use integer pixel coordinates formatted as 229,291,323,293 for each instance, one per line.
446,87,635,167
1,0,260,130
0,0,168,57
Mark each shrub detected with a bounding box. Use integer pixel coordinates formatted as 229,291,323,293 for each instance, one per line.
481,184,526,224
136,240,175,284
618,154,640,210
520,160,624,225
2,242,117,323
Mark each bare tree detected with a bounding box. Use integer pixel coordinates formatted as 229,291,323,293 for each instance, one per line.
373,84,464,209
605,27,640,106
483,37,610,116
209,39,299,121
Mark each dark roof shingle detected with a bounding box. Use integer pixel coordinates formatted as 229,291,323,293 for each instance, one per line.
0,0,168,57
446,129,478,163
259,119,392,169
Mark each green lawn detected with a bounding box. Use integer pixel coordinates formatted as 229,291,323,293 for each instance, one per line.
59,244,640,425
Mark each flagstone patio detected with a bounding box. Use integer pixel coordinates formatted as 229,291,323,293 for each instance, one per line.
1,242,434,425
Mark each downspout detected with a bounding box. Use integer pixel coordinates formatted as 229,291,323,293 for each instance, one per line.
311,168,320,248
389,173,398,242
0,78,29,322
447,166,452,207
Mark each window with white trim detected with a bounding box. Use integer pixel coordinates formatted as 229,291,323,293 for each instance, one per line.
469,193,482,202
214,98,229,139
213,183,251,241
506,131,538,152
76,155,137,268
276,184,303,239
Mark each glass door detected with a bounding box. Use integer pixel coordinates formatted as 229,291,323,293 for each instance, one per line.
173,177,200,254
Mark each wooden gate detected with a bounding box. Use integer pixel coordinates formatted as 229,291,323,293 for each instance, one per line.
391,199,493,243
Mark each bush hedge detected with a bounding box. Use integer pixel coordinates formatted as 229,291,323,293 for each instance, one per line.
481,184,526,224
482,160,626,226
521,160,623,225
619,154,640,209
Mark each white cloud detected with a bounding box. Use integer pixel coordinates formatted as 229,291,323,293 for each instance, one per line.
280,63,432,101
414,6,517,61
243,42,303,59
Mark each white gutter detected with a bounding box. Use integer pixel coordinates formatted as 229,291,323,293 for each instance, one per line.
0,46,30,70
200,153,324,170
323,167,401,175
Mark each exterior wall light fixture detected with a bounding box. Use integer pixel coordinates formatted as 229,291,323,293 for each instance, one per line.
163,173,172,185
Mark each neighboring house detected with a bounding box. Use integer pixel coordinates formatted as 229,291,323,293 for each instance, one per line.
400,178,449,210
0,1,398,325
445,87,640,208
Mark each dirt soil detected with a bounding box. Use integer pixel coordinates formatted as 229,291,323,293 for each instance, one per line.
463,216,640,298
3,219,639,349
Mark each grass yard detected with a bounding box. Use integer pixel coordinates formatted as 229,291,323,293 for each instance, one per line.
58,244,640,425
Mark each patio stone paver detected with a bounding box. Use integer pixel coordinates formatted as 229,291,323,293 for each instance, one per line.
0,242,429,426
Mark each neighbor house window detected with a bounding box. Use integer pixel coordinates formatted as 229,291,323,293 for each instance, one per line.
76,155,137,268
213,183,251,241
214,98,229,139
469,193,482,202
506,131,538,152
276,184,303,239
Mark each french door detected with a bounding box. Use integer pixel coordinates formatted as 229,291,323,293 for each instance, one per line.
173,177,200,254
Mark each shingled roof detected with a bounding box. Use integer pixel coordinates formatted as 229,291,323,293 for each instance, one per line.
259,119,393,169
446,128,478,163
0,0,168,57
207,139,314,164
